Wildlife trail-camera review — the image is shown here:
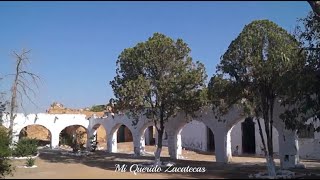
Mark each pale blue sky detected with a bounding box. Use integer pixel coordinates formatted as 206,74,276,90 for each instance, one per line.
0,1,311,114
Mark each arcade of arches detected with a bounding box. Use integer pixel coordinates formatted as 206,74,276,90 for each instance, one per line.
1,104,309,169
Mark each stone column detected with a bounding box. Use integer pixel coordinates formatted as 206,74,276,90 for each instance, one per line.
278,129,303,169
214,125,232,163
107,131,117,153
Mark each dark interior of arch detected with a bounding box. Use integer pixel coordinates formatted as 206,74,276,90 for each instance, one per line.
117,125,133,143
241,117,256,154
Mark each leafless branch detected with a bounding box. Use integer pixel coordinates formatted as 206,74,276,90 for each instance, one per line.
8,49,41,135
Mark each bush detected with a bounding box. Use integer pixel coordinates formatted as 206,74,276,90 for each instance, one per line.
59,130,73,146
0,126,14,178
90,104,106,112
0,126,11,157
13,138,38,157
25,157,35,167
60,129,86,152
71,131,86,152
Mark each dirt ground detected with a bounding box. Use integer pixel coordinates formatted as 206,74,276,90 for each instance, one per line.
6,142,320,179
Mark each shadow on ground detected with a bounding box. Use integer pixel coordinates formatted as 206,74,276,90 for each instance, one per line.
36,149,320,179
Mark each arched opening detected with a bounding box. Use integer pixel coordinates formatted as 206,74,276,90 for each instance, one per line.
241,117,256,154
154,128,168,146
19,124,52,147
177,120,215,160
230,117,279,157
59,125,88,151
207,126,215,152
109,124,134,154
91,124,107,150
117,125,133,143
138,124,160,155
144,126,156,146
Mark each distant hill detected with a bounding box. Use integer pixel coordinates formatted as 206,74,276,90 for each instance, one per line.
47,102,107,118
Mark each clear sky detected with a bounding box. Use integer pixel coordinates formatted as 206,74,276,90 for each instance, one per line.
0,1,311,114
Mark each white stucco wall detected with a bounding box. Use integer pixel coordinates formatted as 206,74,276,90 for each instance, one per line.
1,113,89,148
181,118,280,156
298,119,320,159
179,117,320,160
181,120,207,151
253,119,279,156
1,103,315,169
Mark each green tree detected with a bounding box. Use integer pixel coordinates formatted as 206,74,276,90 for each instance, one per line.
90,105,106,112
0,111,14,178
110,33,207,163
298,12,320,125
0,102,7,126
280,11,320,132
208,20,305,176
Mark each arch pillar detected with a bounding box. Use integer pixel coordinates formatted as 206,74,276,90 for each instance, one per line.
133,132,144,156
51,130,60,149
167,130,182,159
107,130,117,153
278,129,302,169
214,123,232,163
86,129,95,150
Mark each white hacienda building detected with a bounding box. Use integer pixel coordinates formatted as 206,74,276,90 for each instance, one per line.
1,102,319,170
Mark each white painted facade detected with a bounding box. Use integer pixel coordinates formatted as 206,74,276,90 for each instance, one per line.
1,102,312,169
180,121,208,152
179,118,320,161
179,119,280,156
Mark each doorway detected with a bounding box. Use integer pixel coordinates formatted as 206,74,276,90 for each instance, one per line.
241,117,256,154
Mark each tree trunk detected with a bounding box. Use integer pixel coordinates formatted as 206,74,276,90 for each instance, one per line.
265,122,276,176
267,99,276,177
9,81,18,137
258,117,276,176
259,86,277,177
267,155,276,177
154,107,165,165
257,118,267,156
9,53,22,137
265,130,277,177
155,128,164,165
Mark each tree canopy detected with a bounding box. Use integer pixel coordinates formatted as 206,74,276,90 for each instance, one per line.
110,32,207,122
281,11,320,131
90,105,106,112
208,19,305,176
110,32,207,161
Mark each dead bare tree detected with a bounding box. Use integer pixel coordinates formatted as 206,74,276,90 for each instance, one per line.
8,49,40,137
